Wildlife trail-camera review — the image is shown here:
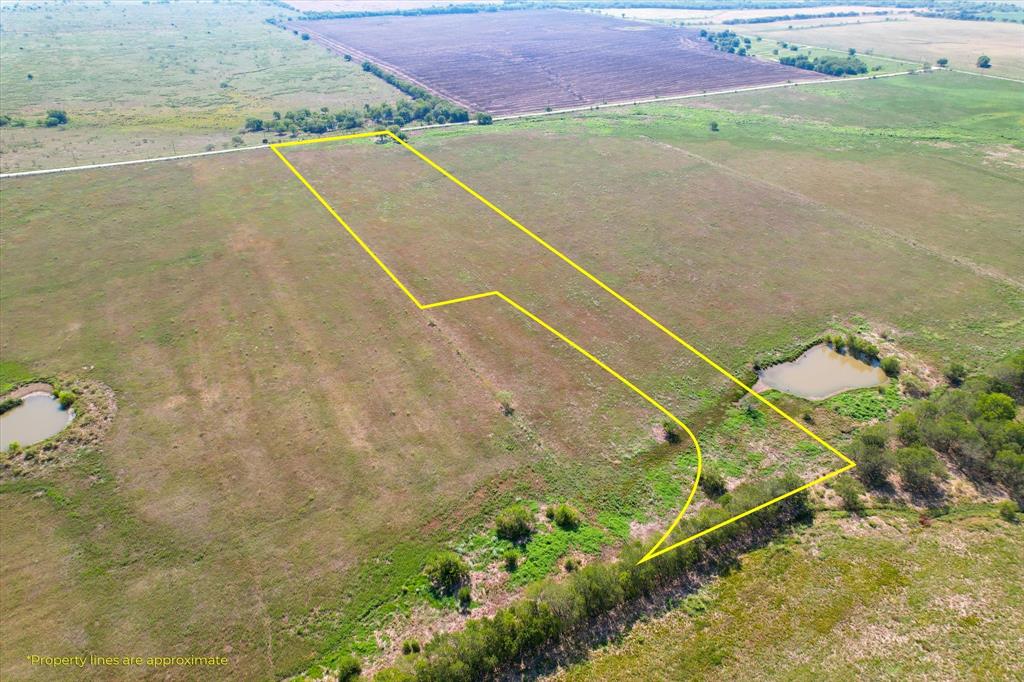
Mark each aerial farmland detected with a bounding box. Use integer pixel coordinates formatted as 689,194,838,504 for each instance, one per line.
1,2,1022,681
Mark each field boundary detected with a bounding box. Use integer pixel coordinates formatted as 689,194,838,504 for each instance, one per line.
271,130,855,563
0,67,943,180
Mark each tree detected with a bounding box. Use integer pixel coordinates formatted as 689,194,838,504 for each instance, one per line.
848,47,856,55
833,475,865,513
476,112,493,125
335,654,361,681
700,466,727,498
977,55,991,68
551,503,582,530
495,504,533,542
301,32,311,41
243,117,264,132
896,445,946,495
881,356,901,377
854,426,894,488
945,362,968,386
424,551,469,594
44,109,68,127
709,121,719,132
937,57,949,67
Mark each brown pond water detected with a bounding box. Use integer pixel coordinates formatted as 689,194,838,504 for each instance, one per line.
756,344,887,400
1,392,74,451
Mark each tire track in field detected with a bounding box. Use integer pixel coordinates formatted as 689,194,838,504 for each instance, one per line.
641,135,1024,292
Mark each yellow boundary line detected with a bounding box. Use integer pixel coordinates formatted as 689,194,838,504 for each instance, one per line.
270,130,856,564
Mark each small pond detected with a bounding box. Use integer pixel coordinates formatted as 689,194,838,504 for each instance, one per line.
756,343,886,401
1,392,74,451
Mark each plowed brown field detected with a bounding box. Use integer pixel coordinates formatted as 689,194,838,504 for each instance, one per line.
291,10,823,115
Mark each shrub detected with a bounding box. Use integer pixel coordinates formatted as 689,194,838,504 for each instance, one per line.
998,500,1019,522
496,390,514,416
563,557,580,572
335,654,361,681
502,549,519,572
375,668,415,681
458,585,472,609
977,55,991,68
0,397,23,414
300,32,310,40
854,428,895,489
495,504,533,542
709,121,719,132
56,390,76,410
881,356,901,377
402,638,421,655
7,441,21,454
833,475,866,513
551,503,582,530
661,420,681,443
700,466,727,498
975,392,1016,421
895,411,920,444
423,551,469,594
896,445,946,495
945,362,968,386
902,374,929,399
937,57,949,66
476,112,493,125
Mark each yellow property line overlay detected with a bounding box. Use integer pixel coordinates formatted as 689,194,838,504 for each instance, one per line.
270,130,856,564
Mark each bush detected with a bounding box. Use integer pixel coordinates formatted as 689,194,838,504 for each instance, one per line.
7,441,21,454
402,638,421,655
476,112,493,125
895,411,920,445
375,668,415,681
977,55,991,68
551,503,582,530
881,356,901,377
896,445,946,495
854,428,894,489
709,121,719,132
563,557,580,572
999,500,1019,522
502,549,519,572
300,32,310,40
496,390,514,416
902,374,929,399
0,397,23,415
975,392,1016,421
833,475,866,513
700,466,727,498
335,654,361,681
937,57,949,66
458,585,472,609
423,551,469,595
56,390,76,410
945,362,968,386
495,504,533,542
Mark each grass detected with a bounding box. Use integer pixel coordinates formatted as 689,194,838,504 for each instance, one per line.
557,507,1024,681
1,67,1021,678
0,1,403,172
738,15,1024,79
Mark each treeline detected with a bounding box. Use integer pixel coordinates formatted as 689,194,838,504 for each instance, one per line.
914,2,1023,23
0,109,68,128
374,474,811,681
700,29,753,55
723,10,885,24
242,63,470,136
780,53,868,75
846,350,1024,503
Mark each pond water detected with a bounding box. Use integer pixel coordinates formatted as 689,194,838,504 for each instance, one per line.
1,392,74,451
757,344,887,401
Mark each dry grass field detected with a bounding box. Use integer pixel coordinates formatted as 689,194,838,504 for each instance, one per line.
740,15,1024,78
598,5,921,24
290,10,820,115
1,65,1021,679
0,2,402,172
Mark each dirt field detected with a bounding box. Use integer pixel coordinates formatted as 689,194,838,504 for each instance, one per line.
289,10,822,115
739,15,1024,78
